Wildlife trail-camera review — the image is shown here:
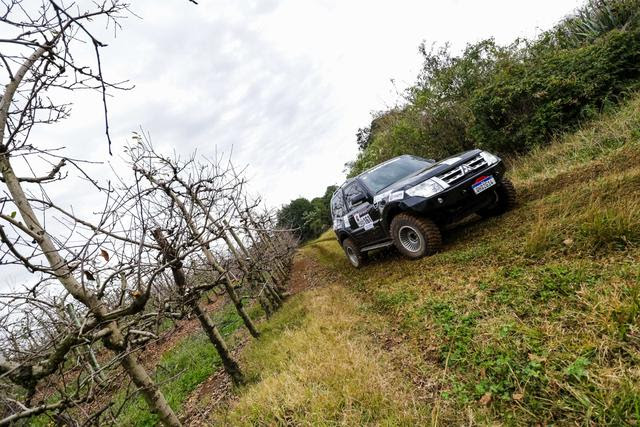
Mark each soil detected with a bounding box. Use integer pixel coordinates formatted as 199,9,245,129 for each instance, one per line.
179,332,249,426
178,254,320,425
287,252,340,293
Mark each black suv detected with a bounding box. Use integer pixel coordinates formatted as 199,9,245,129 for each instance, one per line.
331,150,516,267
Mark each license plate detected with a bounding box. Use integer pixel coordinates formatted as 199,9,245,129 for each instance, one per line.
472,175,496,194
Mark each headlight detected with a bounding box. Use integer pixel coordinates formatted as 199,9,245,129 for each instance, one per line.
406,178,445,198
479,151,499,165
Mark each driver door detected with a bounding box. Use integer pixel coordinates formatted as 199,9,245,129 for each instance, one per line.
343,181,385,246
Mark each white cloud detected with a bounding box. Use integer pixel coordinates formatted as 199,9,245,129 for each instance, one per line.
1,0,582,289
21,0,582,206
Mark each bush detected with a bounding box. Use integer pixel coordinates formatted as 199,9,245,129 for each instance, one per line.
347,0,640,176
471,29,640,154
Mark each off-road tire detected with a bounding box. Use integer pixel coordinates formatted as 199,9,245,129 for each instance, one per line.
343,238,365,268
390,213,442,259
478,178,517,217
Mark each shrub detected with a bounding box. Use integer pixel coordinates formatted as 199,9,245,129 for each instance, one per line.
347,0,640,176
471,29,640,154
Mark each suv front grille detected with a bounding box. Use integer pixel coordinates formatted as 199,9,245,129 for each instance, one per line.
438,155,487,185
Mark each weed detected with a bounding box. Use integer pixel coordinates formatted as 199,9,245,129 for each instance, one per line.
565,356,590,381
115,306,246,425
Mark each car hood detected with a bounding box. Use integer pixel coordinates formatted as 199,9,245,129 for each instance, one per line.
375,149,481,195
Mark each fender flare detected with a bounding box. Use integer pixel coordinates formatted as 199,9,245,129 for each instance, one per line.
381,202,406,230
336,231,351,245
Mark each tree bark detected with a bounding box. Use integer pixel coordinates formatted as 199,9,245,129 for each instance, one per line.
192,303,244,384
118,347,182,426
152,229,245,384
0,146,181,426
216,270,260,338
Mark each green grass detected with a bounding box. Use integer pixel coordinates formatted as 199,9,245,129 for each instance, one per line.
292,92,640,425
114,304,253,426
37,90,639,425
210,284,428,425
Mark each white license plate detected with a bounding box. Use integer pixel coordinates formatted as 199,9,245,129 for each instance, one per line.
472,176,496,194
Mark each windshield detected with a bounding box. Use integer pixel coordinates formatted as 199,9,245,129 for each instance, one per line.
359,156,432,193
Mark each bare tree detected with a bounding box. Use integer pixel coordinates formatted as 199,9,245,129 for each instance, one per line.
0,2,182,425
0,2,296,424
127,138,262,338
151,229,245,384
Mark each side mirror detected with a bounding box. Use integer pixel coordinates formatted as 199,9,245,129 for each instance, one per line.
350,192,367,206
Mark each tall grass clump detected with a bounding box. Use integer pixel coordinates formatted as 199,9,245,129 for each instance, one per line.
211,286,426,425
579,201,640,250
550,0,640,48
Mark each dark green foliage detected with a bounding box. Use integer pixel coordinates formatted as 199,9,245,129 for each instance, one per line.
277,197,314,240
548,0,640,48
277,185,337,242
472,29,640,153
348,40,507,176
347,0,640,176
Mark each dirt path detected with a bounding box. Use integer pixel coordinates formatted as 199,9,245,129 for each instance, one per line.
179,253,322,425
179,332,249,425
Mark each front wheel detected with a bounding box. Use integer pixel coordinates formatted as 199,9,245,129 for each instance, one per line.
478,178,517,217
342,238,365,268
390,213,442,259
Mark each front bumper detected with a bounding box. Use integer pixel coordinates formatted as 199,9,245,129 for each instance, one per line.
400,162,506,222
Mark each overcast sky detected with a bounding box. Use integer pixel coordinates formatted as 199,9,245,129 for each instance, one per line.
30,0,584,208
2,0,585,288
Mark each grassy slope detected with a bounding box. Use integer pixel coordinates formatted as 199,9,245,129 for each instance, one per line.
114,304,252,426
213,93,640,425
211,281,429,425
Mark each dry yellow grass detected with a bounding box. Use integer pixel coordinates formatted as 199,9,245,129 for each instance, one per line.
208,92,640,426
211,284,429,426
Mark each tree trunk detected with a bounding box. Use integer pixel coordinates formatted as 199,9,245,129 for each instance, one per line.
192,303,244,384
152,229,245,384
217,271,260,338
0,151,181,427
258,294,273,318
118,346,182,426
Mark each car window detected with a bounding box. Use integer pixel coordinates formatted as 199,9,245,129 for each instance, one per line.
343,182,367,211
359,156,432,193
330,190,345,218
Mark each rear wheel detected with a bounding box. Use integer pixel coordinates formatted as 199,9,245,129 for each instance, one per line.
478,178,517,217
342,238,365,268
390,213,442,259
